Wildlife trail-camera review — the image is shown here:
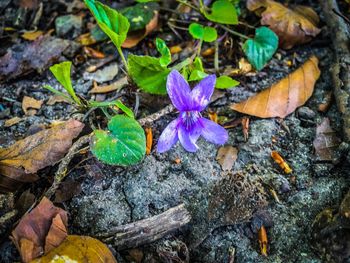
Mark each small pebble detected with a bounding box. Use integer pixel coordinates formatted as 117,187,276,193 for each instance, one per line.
297,106,316,120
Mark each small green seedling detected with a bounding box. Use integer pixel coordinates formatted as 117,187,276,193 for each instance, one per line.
45,60,146,166
189,23,217,43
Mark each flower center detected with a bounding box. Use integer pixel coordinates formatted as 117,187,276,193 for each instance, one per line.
180,111,201,130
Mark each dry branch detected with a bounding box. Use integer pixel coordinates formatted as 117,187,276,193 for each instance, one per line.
320,0,350,142
96,203,191,250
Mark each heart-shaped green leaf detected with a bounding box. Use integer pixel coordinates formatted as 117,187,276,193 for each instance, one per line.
215,75,239,89
91,115,146,166
128,54,170,94
243,27,278,71
188,23,217,42
49,61,81,105
85,0,130,48
156,38,171,67
201,0,238,25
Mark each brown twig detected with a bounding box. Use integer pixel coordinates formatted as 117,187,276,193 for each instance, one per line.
44,133,92,198
138,104,175,126
96,203,191,250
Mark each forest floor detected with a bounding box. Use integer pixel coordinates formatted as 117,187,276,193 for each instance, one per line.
0,0,350,263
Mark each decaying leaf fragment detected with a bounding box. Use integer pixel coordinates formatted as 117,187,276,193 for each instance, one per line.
247,0,321,49
11,197,68,263
271,151,292,174
216,146,238,171
313,118,341,161
258,226,268,256
30,235,117,263
145,127,153,155
22,96,43,116
231,56,320,118
0,119,84,192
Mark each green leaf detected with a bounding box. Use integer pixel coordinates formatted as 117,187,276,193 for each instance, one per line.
85,0,130,48
43,85,74,103
115,100,134,118
128,54,170,94
188,23,217,42
49,61,81,105
121,2,158,31
156,38,171,67
201,0,238,25
243,26,278,71
91,115,146,166
215,75,239,89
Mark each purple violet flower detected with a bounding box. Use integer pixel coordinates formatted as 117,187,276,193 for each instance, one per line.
157,70,228,153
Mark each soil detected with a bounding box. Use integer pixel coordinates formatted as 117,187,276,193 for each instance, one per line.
0,1,350,263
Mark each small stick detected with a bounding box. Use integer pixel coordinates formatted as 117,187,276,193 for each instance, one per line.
138,104,175,126
44,133,92,198
96,203,191,250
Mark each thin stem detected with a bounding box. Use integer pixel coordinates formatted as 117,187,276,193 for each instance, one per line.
117,46,128,73
176,0,200,12
219,25,250,40
197,39,203,56
214,40,219,73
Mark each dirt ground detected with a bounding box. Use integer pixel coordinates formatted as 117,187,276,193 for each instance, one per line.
0,0,350,262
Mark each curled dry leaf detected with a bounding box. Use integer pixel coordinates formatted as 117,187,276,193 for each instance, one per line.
4,117,23,127
122,12,158,48
216,146,238,171
0,119,84,192
247,0,321,49
11,197,68,263
145,127,153,155
313,118,341,161
230,56,320,118
258,226,268,256
22,96,43,116
89,77,128,94
30,235,117,263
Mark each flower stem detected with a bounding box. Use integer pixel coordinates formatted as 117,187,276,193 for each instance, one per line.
219,25,250,40
117,46,128,73
197,39,203,56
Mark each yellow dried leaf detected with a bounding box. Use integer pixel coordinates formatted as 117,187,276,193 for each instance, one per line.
4,117,23,127
30,235,117,263
89,77,128,94
21,31,44,41
230,56,320,118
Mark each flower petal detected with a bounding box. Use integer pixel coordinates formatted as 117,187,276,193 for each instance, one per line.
191,74,216,111
167,70,193,111
157,118,180,153
178,122,201,152
200,118,228,145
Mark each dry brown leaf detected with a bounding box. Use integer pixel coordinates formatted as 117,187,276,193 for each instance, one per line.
0,119,84,192
46,95,70,105
4,117,23,127
122,12,158,48
170,45,182,54
247,0,321,49
230,56,320,118
145,127,153,155
83,46,105,59
11,197,68,263
313,118,341,161
216,146,238,171
30,235,117,263
89,77,128,94
22,96,43,116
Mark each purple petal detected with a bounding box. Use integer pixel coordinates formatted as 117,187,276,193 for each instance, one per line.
178,122,201,152
167,70,193,111
157,118,180,153
200,118,228,145
191,74,216,111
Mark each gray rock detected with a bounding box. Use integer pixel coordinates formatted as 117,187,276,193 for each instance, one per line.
55,15,82,38
297,106,316,120
83,63,119,83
